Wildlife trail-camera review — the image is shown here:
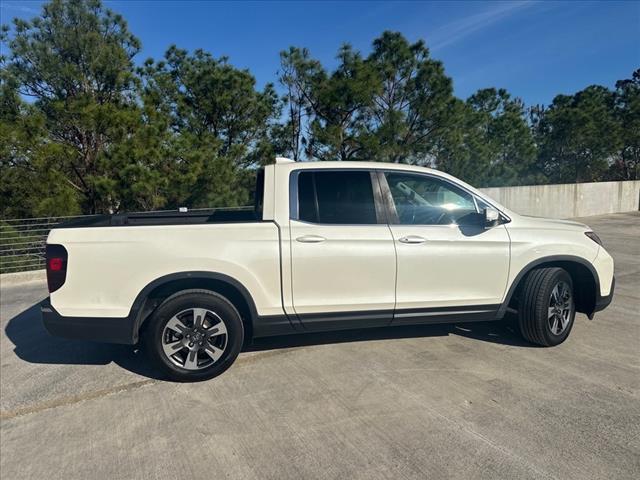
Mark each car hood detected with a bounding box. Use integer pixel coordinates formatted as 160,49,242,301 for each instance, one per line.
514,215,590,231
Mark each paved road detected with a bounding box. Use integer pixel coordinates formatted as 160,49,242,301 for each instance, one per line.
1,212,638,480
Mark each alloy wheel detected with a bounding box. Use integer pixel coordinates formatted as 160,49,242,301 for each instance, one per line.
547,281,573,335
161,308,228,370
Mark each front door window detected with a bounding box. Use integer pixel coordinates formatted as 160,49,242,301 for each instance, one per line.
384,172,478,225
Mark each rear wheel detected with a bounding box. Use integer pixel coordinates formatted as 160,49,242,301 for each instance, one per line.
518,267,575,346
143,289,244,381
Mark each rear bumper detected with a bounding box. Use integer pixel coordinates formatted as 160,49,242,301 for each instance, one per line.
41,299,135,345
593,276,615,315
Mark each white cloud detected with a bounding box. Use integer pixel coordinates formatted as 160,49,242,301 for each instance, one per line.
429,1,536,51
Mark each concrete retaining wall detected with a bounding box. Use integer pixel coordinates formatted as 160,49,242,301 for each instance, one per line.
480,180,640,218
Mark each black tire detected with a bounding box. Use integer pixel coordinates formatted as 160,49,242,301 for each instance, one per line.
518,267,576,347
143,289,244,382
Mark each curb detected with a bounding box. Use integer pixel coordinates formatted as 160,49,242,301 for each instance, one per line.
0,269,46,287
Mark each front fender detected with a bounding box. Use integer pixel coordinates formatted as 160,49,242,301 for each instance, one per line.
498,255,601,319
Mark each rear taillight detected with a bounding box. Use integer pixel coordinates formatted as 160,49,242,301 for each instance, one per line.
46,244,68,293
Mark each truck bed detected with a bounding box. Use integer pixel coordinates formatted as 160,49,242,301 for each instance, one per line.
47,219,283,319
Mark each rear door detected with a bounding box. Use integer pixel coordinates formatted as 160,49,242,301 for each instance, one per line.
289,169,396,330
380,171,510,324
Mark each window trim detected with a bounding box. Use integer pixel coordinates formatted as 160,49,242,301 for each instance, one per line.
289,169,387,226
377,170,508,226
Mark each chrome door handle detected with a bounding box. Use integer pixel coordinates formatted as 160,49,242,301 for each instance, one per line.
296,235,326,243
398,235,427,244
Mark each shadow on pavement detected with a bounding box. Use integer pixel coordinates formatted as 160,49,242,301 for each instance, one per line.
247,314,534,352
5,302,536,380
4,303,165,380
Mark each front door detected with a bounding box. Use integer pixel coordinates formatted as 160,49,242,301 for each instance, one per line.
380,171,510,324
289,169,396,330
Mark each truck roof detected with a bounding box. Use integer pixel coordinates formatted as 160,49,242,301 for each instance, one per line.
274,158,439,175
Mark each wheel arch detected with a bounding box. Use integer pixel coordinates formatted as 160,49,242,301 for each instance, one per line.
500,255,600,319
129,272,258,344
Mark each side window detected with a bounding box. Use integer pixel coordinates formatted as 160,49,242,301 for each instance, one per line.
384,172,478,225
297,171,318,222
475,197,492,212
296,171,377,224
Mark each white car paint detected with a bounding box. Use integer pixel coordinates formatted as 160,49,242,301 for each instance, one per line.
48,158,614,326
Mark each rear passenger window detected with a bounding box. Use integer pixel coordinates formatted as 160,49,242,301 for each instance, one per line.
296,171,377,224
297,171,318,222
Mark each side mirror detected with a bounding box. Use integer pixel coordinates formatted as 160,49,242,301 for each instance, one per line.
484,207,500,227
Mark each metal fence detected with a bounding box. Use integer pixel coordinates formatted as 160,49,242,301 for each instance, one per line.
0,215,88,273
0,207,253,274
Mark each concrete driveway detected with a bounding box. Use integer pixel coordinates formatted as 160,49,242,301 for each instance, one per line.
1,212,638,479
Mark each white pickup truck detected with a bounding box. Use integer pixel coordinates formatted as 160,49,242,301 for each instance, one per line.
42,158,615,381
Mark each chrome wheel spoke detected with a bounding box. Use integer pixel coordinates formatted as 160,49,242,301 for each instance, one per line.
547,281,573,336
193,308,207,329
204,344,224,362
166,315,189,334
551,285,561,305
207,321,227,338
559,314,568,330
162,339,184,358
184,349,199,370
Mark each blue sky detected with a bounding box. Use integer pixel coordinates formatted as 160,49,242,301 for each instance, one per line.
2,0,639,106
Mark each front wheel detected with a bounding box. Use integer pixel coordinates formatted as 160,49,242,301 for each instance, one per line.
143,289,244,382
518,267,576,346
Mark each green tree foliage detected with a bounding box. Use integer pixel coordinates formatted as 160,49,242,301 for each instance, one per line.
611,69,640,180
0,65,82,217
430,98,484,183
279,32,458,165
139,46,279,207
366,31,454,164
3,0,142,214
533,86,620,183
465,88,539,186
279,45,379,161
277,32,542,187
1,1,639,219
307,45,379,161
277,47,317,161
